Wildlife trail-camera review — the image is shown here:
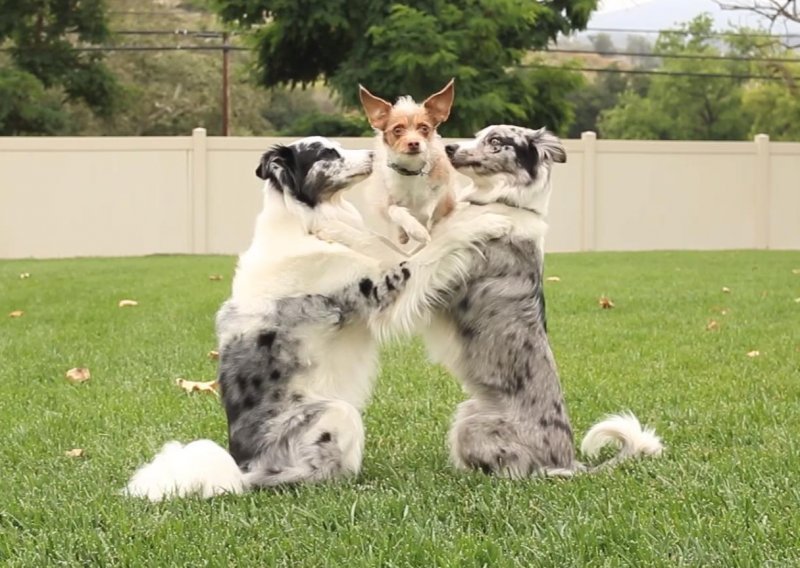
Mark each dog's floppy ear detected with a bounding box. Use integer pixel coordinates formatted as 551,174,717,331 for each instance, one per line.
359,85,393,131
423,78,455,126
255,145,297,190
532,129,567,164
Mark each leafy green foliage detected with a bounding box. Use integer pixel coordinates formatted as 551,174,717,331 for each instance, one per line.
598,15,800,140
281,111,371,137
213,0,599,135
0,0,120,119
566,65,649,137
599,16,751,140
0,67,70,134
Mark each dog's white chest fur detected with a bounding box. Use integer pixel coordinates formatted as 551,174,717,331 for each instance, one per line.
383,168,444,225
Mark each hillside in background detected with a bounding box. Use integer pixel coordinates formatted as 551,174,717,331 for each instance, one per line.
587,0,800,38
72,0,340,136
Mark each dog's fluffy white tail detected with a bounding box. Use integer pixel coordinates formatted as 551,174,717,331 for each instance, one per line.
124,440,246,502
580,413,664,470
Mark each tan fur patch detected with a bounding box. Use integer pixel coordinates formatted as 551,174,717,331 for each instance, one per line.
383,110,435,155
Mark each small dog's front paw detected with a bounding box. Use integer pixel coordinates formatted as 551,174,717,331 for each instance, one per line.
397,228,410,245
406,225,431,245
313,228,338,244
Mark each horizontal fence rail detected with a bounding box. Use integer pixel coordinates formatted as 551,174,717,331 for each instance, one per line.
0,130,798,259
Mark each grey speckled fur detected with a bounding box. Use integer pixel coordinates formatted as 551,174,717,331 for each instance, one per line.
437,126,578,477
216,264,409,487
439,235,577,477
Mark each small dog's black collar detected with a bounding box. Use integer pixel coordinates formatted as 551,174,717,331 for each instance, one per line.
388,162,429,176
467,197,542,216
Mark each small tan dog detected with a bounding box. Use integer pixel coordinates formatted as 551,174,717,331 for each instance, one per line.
359,79,458,245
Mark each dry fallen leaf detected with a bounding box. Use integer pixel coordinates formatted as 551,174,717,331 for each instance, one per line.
208,350,219,360
746,350,760,358
722,287,731,293
65,367,91,384
19,272,31,279
175,378,219,396
64,448,85,458
545,276,561,282
706,319,719,331
9,310,24,318
118,299,139,308
598,296,615,309
208,274,224,281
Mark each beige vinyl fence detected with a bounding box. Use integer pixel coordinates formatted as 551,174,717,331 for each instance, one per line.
1,129,798,259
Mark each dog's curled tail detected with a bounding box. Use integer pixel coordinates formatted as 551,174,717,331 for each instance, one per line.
123,440,246,501
580,412,664,472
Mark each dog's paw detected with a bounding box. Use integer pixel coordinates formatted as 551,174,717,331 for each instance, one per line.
404,221,431,245
397,228,410,245
373,262,411,309
314,227,344,245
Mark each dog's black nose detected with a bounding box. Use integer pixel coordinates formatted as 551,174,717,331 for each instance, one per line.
445,144,457,158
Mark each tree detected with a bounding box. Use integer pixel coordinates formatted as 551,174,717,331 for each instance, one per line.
212,0,598,136
727,27,800,140
625,34,660,70
599,16,752,140
589,32,615,53
715,1,800,46
566,66,648,137
0,67,70,134
0,0,119,128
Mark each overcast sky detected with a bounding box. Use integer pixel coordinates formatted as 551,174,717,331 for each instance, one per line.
596,0,655,14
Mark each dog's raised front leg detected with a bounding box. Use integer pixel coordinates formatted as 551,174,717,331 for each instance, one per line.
387,204,430,245
335,263,412,323
314,219,409,262
370,211,514,340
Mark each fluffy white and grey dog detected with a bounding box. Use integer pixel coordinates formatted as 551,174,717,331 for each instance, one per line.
364,125,663,478
124,137,514,500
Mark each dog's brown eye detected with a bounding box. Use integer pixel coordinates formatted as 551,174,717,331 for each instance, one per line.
392,126,405,136
418,125,430,135
489,137,501,146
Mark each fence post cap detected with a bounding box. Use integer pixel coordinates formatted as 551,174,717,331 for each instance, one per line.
192,127,207,137
581,131,597,140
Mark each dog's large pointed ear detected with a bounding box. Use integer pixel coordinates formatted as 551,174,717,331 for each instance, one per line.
532,128,566,164
359,85,393,130
423,78,455,126
255,145,296,190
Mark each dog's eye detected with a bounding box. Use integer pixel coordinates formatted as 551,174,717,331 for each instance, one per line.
489,137,501,147
320,148,339,159
418,125,430,135
392,126,405,136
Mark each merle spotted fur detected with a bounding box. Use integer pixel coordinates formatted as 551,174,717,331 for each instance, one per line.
216,269,409,486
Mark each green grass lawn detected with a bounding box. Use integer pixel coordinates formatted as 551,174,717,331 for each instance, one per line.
1,251,799,567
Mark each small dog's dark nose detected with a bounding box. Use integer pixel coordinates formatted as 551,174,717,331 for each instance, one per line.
407,140,420,151
445,144,457,158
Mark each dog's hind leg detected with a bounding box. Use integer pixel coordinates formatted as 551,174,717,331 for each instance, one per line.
244,399,365,488
449,399,577,479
